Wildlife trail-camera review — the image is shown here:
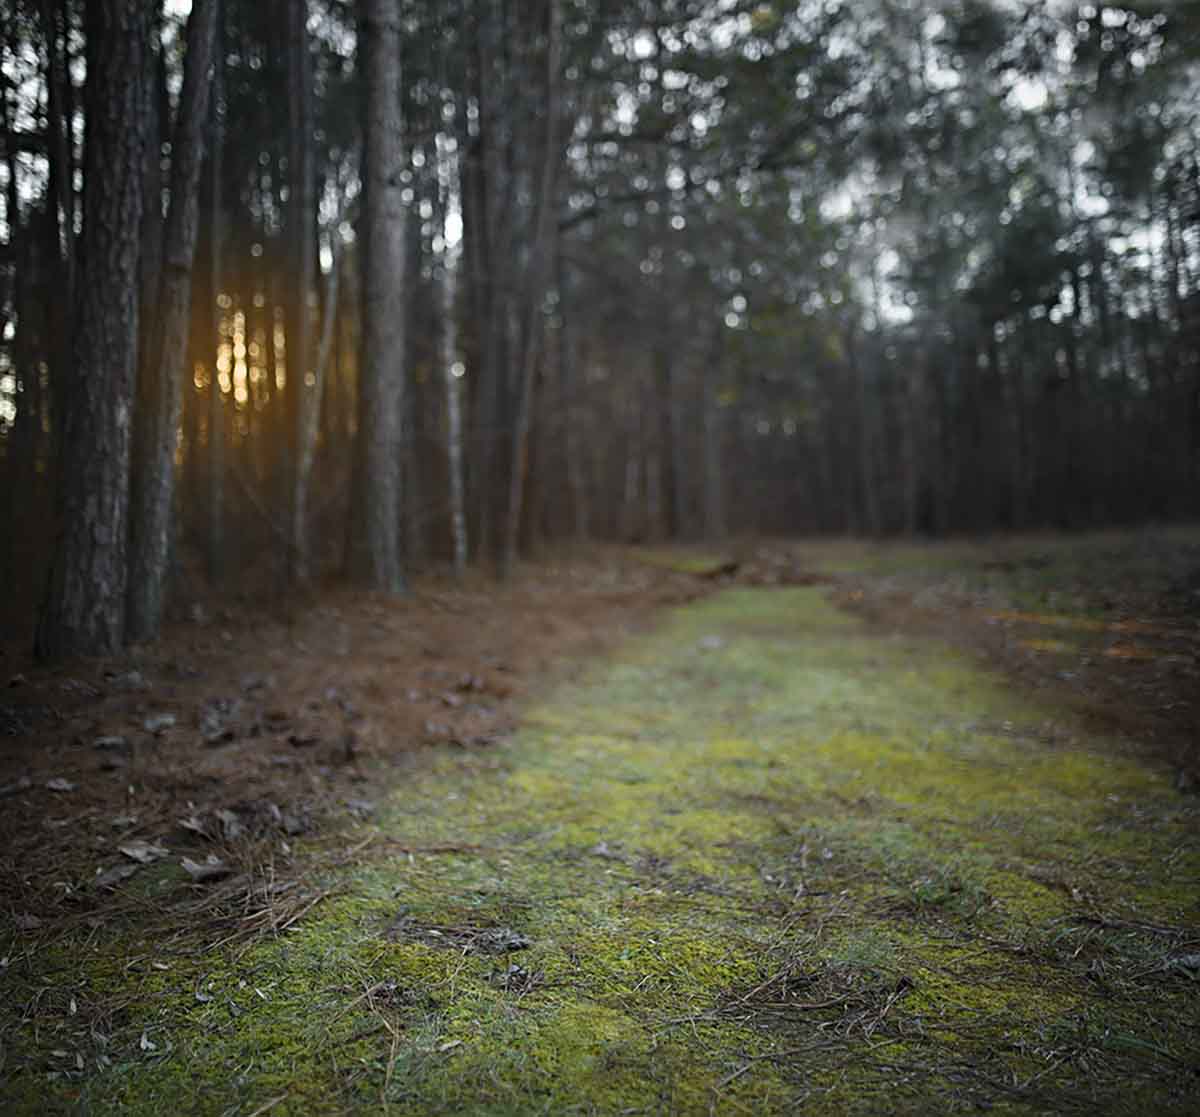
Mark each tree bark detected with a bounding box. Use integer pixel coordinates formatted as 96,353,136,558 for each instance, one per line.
846,320,881,537
295,176,349,578
401,201,425,568
127,0,218,642
703,326,725,540
286,0,317,582
37,0,75,464
39,0,73,273
558,254,589,542
500,0,561,578
206,5,225,584
38,0,74,315
438,132,468,576
347,0,405,592
36,0,150,660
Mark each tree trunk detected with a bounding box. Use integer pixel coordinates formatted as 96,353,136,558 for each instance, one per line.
460,8,492,562
347,0,405,592
295,180,349,576
401,203,425,569
703,327,725,540
902,366,920,536
846,321,881,537
621,394,642,542
36,0,150,660
206,7,225,584
500,0,561,578
36,0,75,466
287,0,317,582
39,0,74,292
37,0,75,439
467,0,514,565
438,133,468,576
127,0,217,642
558,260,589,542
127,26,164,623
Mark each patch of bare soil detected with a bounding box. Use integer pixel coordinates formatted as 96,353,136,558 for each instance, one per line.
0,550,709,935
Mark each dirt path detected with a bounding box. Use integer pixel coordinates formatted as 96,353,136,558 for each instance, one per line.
5,585,1198,1114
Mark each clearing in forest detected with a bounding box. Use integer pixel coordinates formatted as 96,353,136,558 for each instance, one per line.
3,555,1198,1114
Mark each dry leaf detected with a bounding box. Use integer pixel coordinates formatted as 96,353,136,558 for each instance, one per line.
119,840,168,864
181,855,230,882
215,808,244,840
96,863,141,888
0,776,33,798
93,735,128,750
143,713,176,734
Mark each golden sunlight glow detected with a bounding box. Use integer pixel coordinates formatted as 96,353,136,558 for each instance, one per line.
233,308,249,406
216,310,232,401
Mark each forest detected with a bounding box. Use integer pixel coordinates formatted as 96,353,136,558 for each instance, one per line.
1,0,1197,653
1,2,1199,1115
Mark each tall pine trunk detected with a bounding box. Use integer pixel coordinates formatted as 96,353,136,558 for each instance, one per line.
703,326,725,540
36,0,75,472
206,5,225,583
37,0,75,450
500,0,561,578
347,0,405,592
127,0,218,642
438,132,468,576
286,0,317,582
36,0,150,660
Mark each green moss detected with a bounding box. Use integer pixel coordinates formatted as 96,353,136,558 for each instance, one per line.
4,583,1197,1114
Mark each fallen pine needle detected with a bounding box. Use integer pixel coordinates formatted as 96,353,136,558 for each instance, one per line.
246,1095,288,1117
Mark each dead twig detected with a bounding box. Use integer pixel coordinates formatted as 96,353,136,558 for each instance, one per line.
245,1095,288,1117
1067,914,1192,938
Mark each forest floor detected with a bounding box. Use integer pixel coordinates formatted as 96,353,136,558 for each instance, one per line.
2,528,1199,1115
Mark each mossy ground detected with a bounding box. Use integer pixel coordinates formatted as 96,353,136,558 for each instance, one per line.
4,582,1197,1114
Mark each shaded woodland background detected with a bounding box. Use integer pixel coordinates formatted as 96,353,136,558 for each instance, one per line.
1,0,1198,655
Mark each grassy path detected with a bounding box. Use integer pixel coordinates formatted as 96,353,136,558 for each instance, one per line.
7,587,1198,1114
